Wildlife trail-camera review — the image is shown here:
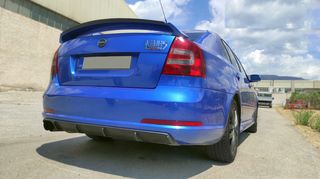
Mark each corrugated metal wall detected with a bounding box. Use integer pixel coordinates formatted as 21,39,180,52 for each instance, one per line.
31,0,137,23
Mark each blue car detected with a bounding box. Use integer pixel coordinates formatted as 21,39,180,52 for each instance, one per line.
43,18,260,162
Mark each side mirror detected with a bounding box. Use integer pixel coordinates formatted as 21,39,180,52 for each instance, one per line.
249,74,261,82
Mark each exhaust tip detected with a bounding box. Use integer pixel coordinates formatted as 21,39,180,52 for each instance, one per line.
43,120,55,131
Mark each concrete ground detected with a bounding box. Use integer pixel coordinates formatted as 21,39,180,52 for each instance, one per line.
0,91,320,179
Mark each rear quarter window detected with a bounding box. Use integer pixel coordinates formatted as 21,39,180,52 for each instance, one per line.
220,41,231,63
221,40,241,72
185,32,205,41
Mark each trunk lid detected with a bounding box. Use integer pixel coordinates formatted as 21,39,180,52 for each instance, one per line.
58,33,174,88
56,19,189,89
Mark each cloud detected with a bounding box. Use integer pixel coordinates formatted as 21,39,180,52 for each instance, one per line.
128,0,190,26
243,50,320,79
224,0,308,30
196,0,320,79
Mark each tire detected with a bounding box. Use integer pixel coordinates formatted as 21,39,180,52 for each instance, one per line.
246,107,258,133
205,100,240,163
86,134,113,141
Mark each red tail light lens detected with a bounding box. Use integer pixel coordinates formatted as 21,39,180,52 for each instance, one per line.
141,118,203,127
162,37,205,77
50,49,59,79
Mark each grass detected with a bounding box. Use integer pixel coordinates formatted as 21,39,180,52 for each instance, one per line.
277,107,320,149
293,110,314,126
310,115,320,132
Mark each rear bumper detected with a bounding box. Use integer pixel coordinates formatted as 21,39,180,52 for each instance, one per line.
43,85,231,145
44,118,178,145
258,101,272,106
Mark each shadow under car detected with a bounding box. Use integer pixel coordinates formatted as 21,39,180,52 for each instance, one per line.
36,132,250,178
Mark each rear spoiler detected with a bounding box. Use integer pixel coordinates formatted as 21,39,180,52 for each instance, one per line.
60,18,188,43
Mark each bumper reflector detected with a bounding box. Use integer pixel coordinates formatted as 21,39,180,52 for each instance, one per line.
44,108,55,113
141,119,203,126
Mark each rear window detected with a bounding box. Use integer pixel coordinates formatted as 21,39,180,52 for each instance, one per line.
81,29,172,37
185,32,205,41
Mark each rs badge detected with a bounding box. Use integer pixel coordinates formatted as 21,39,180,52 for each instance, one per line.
145,40,167,50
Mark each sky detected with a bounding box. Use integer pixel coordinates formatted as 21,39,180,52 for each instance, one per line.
125,0,320,80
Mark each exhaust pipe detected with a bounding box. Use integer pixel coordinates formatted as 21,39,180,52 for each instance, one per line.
43,120,55,131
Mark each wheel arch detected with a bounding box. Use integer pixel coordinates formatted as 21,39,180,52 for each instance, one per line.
233,92,241,124
224,91,242,127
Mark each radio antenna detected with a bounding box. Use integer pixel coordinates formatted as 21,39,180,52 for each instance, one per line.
159,0,168,23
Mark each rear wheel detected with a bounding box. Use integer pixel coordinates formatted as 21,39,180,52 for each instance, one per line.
205,100,239,163
86,134,113,141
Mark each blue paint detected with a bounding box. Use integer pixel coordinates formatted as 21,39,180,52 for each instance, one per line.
43,19,259,145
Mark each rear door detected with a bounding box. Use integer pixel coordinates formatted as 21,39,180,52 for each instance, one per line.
234,54,257,124
221,40,256,125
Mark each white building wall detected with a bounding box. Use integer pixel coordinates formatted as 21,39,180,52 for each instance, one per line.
253,80,320,105
0,0,136,90
0,7,60,90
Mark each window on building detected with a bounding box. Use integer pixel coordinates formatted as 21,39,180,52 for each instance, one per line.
4,0,19,12
256,87,269,92
0,0,5,7
19,1,32,17
0,0,79,31
285,88,292,93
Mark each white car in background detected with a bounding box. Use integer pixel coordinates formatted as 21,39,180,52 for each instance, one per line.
257,92,274,108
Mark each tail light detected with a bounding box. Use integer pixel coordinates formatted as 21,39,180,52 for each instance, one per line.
50,49,59,79
141,118,203,127
162,37,205,77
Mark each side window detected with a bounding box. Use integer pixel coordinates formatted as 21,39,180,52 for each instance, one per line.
228,49,241,71
220,41,232,64
235,54,250,81
221,40,241,72
234,55,246,74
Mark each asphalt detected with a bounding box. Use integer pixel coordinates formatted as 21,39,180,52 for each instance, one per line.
0,91,320,179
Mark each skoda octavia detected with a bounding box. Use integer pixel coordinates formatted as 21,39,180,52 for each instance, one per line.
43,18,260,162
